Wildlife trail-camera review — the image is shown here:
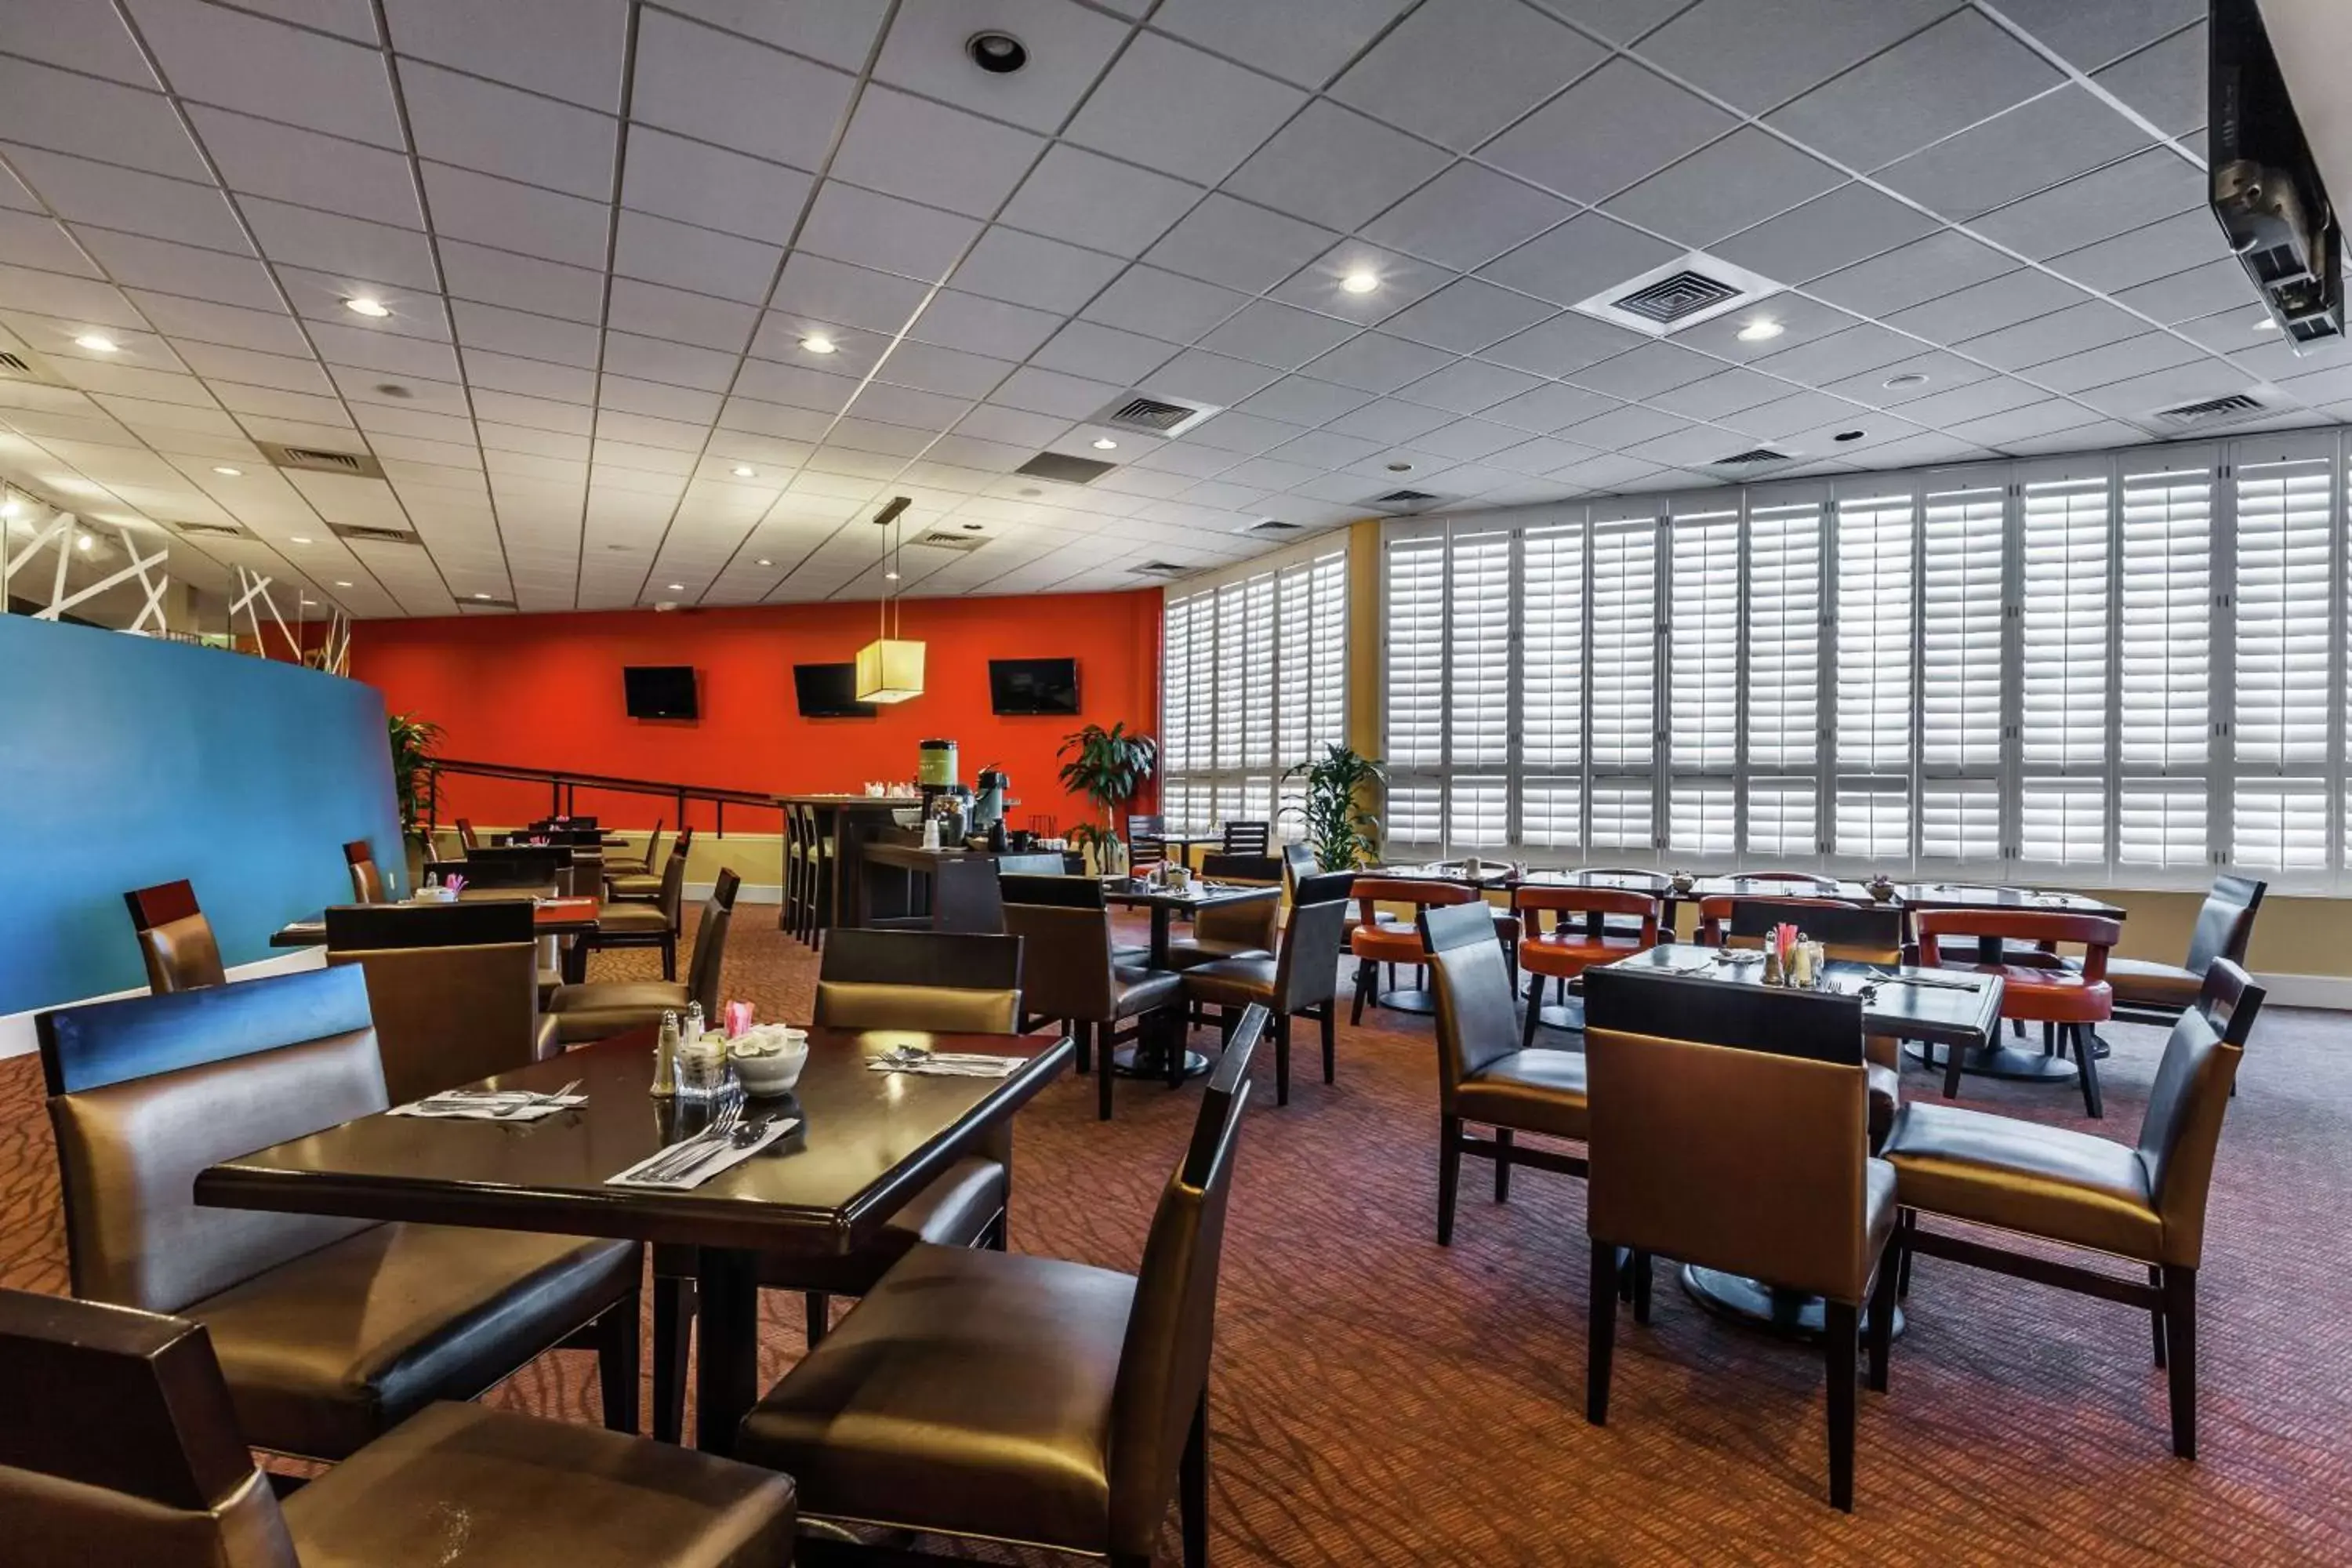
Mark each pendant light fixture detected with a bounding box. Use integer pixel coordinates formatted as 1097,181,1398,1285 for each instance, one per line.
855,495,924,703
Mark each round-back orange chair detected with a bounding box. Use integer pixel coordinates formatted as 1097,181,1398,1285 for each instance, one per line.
1918,908,2119,1118
1349,877,1482,1022
1513,886,1662,1046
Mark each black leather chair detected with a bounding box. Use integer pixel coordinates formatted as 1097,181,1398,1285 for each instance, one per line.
1181,892,1347,1104
550,870,738,1044
123,880,227,994
931,854,1006,934
2104,874,2266,1027
1004,900,1182,1120
324,900,559,1103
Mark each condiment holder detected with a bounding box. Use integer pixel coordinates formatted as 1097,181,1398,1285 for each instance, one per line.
729,1025,809,1096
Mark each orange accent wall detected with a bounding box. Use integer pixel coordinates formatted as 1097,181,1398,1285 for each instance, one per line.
347,590,1163,833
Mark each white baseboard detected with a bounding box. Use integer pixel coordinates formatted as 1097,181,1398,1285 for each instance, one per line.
0,947,327,1061
2250,971,2352,1009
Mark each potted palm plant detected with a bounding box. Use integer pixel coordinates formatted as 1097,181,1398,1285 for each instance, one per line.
387,712,443,877
1057,721,1157,876
1283,742,1386,872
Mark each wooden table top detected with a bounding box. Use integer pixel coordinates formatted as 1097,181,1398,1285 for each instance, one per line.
1892,882,2126,918
271,893,602,947
1602,943,2005,1048
1101,878,1282,911
194,1026,1074,1254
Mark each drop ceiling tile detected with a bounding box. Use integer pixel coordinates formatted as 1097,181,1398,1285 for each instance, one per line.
400,61,617,201
2027,332,2203,394
452,303,601,376
1602,129,1843,248
1235,376,1374,426
1396,358,1545,416
1082,264,1250,344
606,276,760,352
1877,86,2151,222
615,134,808,251
462,347,598,402
1569,342,1722,401
0,58,209,181
1142,194,1339,295
1268,242,1454,325
734,357,858,412
955,402,1075,446
875,0,1132,133
1748,322,1921,385
630,9,855,170
0,0,156,85
1990,0,2201,71
1323,397,1456,445
873,341,1018,400
924,432,1032,471
1030,319,1180,383
416,162,609,270
1269,427,1388,470
612,209,783,304
1380,278,1555,354
309,319,459,381
1334,0,1605,151
1945,298,2146,372
949,227,1125,314
1566,401,1708,448
1153,0,1415,89
133,293,310,358
1476,211,1683,307
1064,31,1306,185
186,107,424,229
906,289,1062,361
2092,22,2204,136
792,180,971,283
439,244,606,326
1766,9,2061,169
1622,419,1756,466
1224,100,1452,234
1941,397,2105,446
1710,389,1864,440
1218,454,1330,489
1481,58,1737,205
1644,365,1790,419
124,0,405,147
471,385,595,434
1710,183,1940,286
999,143,1203,257
1480,310,1650,377
844,378,971,432
720,394,833,441
1359,161,1577,274
1300,331,1457,394
2169,305,2279,354
1130,441,1242,477
1997,418,2151,454
831,85,1044,221
1482,380,1624,434
385,0,626,109
0,209,96,277
601,330,739,393
770,252,929,336
1196,300,1362,369
2112,258,2259,325
1808,230,2018,317
1820,348,1991,406
1,146,245,255
1967,146,2201,259
990,364,1124,419
67,228,282,312
2074,361,2257,420
2045,208,2233,294
1145,348,1283,408
1639,0,1962,112
1549,450,1671,488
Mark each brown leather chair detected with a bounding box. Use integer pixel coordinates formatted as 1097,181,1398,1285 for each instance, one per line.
1004,900,1183,1120
2106,874,2266,1026
456,816,481,852
1421,901,1588,1247
0,1288,797,1568
550,869,737,1044
735,1007,1265,1568
1181,890,1348,1105
1920,908,2120,1117
1127,811,1167,870
583,843,692,980
931,853,1006,934
1163,887,1279,970
1719,897,1907,1147
36,966,642,1463
609,824,692,902
324,900,560,1103
123,880,226,994
1882,960,2264,1461
340,840,385,904
1348,875,1483,1022
1513,885,1662,1047
604,817,666,877
1582,964,1899,1512
423,858,554,891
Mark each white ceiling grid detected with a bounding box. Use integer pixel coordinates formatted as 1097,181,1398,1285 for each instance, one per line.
0,0,2343,619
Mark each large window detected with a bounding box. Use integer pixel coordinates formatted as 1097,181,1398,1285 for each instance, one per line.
1161,543,1348,837
1377,429,2352,889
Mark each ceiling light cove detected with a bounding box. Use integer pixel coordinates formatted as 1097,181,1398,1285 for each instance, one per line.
800,333,838,354
1340,270,1381,295
343,297,391,318
74,334,119,353
1735,319,1784,342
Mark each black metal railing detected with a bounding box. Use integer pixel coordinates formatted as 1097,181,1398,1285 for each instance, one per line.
424,757,787,840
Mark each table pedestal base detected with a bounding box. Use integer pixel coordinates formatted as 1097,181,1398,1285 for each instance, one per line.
1526,993,1583,1033
1376,988,1436,1015
1908,1040,2079,1083
1681,1265,1902,1341
1111,1044,1211,1082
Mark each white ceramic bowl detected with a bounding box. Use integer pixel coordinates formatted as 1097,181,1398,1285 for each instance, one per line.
731,1033,808,1096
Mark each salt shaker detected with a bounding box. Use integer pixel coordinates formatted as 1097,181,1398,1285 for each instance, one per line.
684,1000,705,1045
652,1011,680,1098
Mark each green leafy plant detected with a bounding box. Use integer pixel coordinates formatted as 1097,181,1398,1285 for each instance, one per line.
1056,721,1158,848
387,712,444,851
1283,742,1386,871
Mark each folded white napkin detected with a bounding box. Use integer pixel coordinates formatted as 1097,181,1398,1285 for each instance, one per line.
390,1092,587,1122
866,1054,1023,1078
606,1119,797,1189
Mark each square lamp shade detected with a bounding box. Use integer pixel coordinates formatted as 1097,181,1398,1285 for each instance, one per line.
855,637,926,703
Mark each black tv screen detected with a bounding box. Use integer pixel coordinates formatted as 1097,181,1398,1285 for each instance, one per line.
794,661,877,718
623,665,698,720
989,657,1080,716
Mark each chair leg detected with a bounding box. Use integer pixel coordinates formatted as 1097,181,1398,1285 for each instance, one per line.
1351,959,1372,1025
2162,1265,2198,1459
2151,1264,2168,1367
1387,962,1398,993
1164,1010,1185,1091
660,933,677,982
1523,976,1543,1049
1493,1127,1513,1203
1630,1250,1653,1327
1866,1250,1899,1394
2074,1023,2105,1120
1272,1012,1291,1106
1824,1301,1859,1512
2012,1016,2026,1040
2043,1020,2056,1056
1588,1240,1617,1425
1072,1020,1091,1076
596,1287,640,1435
1098,1022,1116,1120
804,1291,829,1347
652,1275,695,1446
1319,1003,1336,1085
1896,1210,1916,1300
1436,1114,1463,1246
1179,1390,1208,1568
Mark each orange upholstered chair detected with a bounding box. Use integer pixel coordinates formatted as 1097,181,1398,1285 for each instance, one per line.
1348,877,1482,1023
1918,909,2119,1119
1514,886,1662,1047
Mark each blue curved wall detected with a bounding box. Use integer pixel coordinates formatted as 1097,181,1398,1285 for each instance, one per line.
0,616,403,1017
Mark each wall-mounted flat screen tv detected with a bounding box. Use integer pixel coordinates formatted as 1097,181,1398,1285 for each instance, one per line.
622,665,698,720
794,661,877,718
989,657,1080,716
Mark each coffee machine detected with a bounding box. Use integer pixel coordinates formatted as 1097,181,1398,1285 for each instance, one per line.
916,739,971,843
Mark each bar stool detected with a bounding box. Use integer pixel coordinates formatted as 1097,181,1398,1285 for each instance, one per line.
1514,885,1663,1044
1918,909,2119,1119
786,803,835,947
1348,876,1483,1020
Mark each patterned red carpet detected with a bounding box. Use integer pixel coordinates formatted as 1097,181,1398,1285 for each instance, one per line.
5,916,2349,1564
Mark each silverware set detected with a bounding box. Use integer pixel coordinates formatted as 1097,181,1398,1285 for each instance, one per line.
413,1079,583,1117
634,1102,779,1184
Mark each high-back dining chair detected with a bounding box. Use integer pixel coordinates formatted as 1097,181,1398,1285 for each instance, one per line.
0,1288,798,1568
1003,900,1181,1120
2106,874,2267,1027
1127,812,1167,870
1883,960,2265,1461
1512,885,1664,1046
1348,876,1483,1022
734,1009,1265,1568
606,818,664,877
785,804,829,946
324,900,555,1104
608,826,691,903
1221,819,1272,856
552,869,738,1042
122,880,226,994
813,928,1024,1033
341,840,386,904
1720,898,1906,1143
1918,909,2120,1118
34,967,641,1464
1582,966,1897,1512
931,853,1007,933
583,844,691,979
1182,891,1348,1104
456,817,481,852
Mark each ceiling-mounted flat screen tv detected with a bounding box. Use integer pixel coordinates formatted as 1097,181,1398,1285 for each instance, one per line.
794,661,877,718
622,665,698,720
989,657,1080,716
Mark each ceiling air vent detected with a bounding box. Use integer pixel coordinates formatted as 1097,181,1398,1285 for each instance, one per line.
1574,250,1781,339
2151,392,2267,428
1128,560,1193,579
912,530,986,552
1094,394,1219,437
1015,452,1117,485
1238,518,1303,536
171,520,249,539
1368,488,1441,510
260,442,386,479
460,597,517,611
329,522,419,545
1710,447,1795,466
0,347,64,383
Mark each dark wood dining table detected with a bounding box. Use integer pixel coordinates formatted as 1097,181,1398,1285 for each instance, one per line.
194,1025,1074,1455
1892,881,2128,1080
1599,944,2004,1341
269,892,603,947
1101,878,1281,1080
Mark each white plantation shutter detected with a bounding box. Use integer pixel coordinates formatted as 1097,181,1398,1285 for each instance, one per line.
2228,445,2335,875
1384,535,1446,849
1447,528,1513,766
2020,469,2114,865
1590,517,1658,850
1668,506,1740,852
1919,481,2005,862
1521,517,1584,853
2116,459,2211,867
1834,488,1915,858
1163,596,1192,777
1747,495,1823,857
1240,572,1274,770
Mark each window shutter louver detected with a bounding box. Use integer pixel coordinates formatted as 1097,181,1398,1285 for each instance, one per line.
1747,497,1824,856
1521,518,1586,853
1919,481,2005,861
2020,471,2114,863
1669,507,1740,853
2117,461,2210,866
1589,518,1657,850
2234,448,2334,870
1834,489,1916,858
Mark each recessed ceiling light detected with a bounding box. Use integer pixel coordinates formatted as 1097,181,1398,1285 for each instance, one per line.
343,296,390,318
74,333,119,353
299,597,314,606
2252,317,2279,331
1385,461,1413,472
966,31,1028,73
212,465,242,477
1834,430,1865,442
731,464,757,477
755,557,773,566
473,592,491,601
884,569,901,581
1882,372,1929,389
76,532,94,550
1091,437,1117,450
667,583,684,591
334,579,353,587
0,500,20,517
289,535,313,544
800,333,837,354
1019,487,1042,497
1340,270,1381,295
962,522,984,531
1735,319,1784,342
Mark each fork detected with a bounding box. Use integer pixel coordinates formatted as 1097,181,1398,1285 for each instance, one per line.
639,1100,743,1181
424,1077,582,1109
667,1116,779,1181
